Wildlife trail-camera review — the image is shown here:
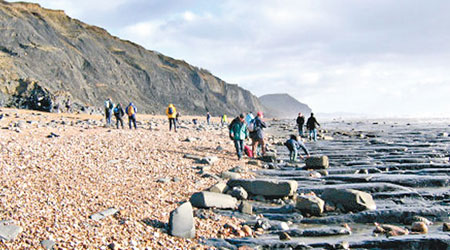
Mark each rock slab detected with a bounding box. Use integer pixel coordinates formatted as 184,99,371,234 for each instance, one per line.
227,179,298,198
321,188,376,212
190,192,237,209
169,202,195,238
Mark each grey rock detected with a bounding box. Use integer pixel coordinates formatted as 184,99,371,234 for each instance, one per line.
221,171,241,180
321,188,376,212
41,240,56,250
183,154,203,161
199,156,219,165
296,195,325,216
156,178,171,183
227,179,298,198
208,182,229,194
238,201,253,215
190,192,237,209
230,186,248,200
0,220,22,241
90,208,119,221
305,155,329,169
229,166,246,173
169,202,195,238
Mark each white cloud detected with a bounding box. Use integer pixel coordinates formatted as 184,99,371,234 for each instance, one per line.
12,0,450,117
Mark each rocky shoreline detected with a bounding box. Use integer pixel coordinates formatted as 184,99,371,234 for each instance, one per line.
0,109,449,249
194,118,450,249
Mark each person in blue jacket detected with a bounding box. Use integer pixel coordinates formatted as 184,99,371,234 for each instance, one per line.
229,114,248,160
285,134,310,162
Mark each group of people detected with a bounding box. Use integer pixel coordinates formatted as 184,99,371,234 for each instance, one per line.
104,99,179,132
104,98,137,129
296,112,320,141
227,111,322,162
228,111,267,160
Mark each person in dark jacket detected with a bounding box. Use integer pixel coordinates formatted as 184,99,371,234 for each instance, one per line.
306,113,320,141
113,103,125,129
125,102,137,129
229,114,248,160
250,111,267,157
285,135,310,162
104,98,114,127
206,112,211,125
296,112,305,137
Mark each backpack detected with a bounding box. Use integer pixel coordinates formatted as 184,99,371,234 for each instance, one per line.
113,107,119,115
127,105,135,116
244,145,253,158
168,107,174,115
247,118,257,132
228,117,240,131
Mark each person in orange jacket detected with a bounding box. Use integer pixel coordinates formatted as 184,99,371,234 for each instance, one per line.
166,104,177,132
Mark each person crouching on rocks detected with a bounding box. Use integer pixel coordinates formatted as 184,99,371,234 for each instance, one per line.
125,102,137,129
113,103,125,129
166,104,177,132
249,111,267,157
229,114,248,160
285,135,310,162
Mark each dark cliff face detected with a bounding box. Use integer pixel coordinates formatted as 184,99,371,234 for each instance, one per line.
0,1,264,115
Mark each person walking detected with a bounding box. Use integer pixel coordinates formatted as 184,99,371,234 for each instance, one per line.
125,102,137,129
221,114,228,126
296,112,305,137
284,134,310,162
249,111,267,157
306,113,320,141
104,98,114,126
113,103,125,129
229,114,248,160
166,104,177,132
206,112,211,125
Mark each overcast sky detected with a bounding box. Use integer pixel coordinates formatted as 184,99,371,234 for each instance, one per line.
19,0,450,117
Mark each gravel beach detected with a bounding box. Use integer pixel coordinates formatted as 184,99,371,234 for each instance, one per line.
0,108,256,249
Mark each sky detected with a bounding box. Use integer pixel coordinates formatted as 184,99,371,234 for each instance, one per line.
16,0,450,117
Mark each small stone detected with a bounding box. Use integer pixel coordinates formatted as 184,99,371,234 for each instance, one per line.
411,222,428,234
238,201,253,215
230,186,248,200
107,242,118,250
279,232,291,241
242,225,253,237
0,220,23,241
334,241,350,249
41,240,56,250
157,178,171,183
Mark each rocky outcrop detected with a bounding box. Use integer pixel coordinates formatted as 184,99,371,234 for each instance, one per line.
0,1,264,115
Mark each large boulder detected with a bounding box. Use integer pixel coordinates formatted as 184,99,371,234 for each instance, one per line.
321,188,376,212
169,202,195,238
190,192,237,209
227,179,298,198
296,195,325,216
305,156,329,169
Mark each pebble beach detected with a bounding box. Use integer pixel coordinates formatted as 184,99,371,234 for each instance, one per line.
0,108,256,249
